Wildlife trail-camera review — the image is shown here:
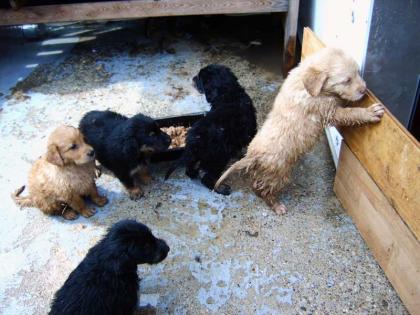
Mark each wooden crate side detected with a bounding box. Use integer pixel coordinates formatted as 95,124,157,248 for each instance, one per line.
302,27,420,240
334,143,420,315
0,0,288,26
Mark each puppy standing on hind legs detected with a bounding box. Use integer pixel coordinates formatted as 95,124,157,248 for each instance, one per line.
12,125,108,220
215,47,385,215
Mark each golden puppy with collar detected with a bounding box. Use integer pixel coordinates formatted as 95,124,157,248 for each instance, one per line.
12,125,108,220
215,47,385,215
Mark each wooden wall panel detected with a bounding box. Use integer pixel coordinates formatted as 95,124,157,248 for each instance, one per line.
334,143,420,315
302,27,420,240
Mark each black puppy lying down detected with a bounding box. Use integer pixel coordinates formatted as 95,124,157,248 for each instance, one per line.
80,110,171,200
49,220,169,315
165,64,257,195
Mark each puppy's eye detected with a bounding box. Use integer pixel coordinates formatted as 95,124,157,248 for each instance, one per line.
148,131,156,137
69,144,78,150
344,77,352,84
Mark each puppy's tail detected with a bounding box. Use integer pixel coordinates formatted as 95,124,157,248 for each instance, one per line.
11,185,34,208
214,158,250,189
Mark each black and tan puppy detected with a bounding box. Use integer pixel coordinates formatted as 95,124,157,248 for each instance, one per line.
49,220,170,315
80,110,171,200
165,65,257,195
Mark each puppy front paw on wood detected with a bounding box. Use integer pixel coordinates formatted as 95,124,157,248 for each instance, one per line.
364,103,385,123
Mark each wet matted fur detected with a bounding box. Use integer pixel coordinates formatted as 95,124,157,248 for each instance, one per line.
49,220,170,315
216,47,384,214
80,110,171,200
165,64,257,195
12,125,107,220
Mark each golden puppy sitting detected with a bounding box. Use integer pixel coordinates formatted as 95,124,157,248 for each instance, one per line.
215,47,385,215
12,125,108,220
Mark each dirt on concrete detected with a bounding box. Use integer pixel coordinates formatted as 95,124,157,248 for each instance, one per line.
0,17,407,315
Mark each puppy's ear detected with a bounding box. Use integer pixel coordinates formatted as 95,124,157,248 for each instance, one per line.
303,66,328,97
46,144,64,166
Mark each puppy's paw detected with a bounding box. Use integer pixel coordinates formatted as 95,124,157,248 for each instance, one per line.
128,187,144,200
93,195,108,207
139,173,152,185
80,207,96,218
62,209,79,220
364,103,385,123
272,203,288,215
215,183,231,196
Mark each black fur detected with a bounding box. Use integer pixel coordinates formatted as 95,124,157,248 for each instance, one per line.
165,65,257,195
79,110,171,197
49,220,169,315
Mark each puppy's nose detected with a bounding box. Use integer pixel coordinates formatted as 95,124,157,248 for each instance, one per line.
160,240,170,254
87,149,95,157
359,87,367,95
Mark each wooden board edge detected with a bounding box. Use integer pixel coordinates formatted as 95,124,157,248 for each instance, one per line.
359,90,419,148
334,143,420,315
0,0,289,26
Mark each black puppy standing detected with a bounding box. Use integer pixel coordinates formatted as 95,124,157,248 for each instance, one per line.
165,65,257,195
49,220,169,315
80,111,171,200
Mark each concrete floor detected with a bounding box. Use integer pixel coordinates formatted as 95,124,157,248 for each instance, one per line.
0,19,407,315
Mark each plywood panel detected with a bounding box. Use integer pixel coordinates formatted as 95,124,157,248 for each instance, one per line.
334,143,420,315
0,0,288,26
302,27,420,240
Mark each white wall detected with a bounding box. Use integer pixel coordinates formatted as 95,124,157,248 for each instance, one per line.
307,0,373,71
299,0,374,165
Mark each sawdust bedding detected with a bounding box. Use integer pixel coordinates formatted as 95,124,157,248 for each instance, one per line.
161,126,190,149
4,20,283,222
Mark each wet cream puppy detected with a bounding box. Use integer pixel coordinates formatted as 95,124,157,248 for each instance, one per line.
216,47,384,214
12,125,108,219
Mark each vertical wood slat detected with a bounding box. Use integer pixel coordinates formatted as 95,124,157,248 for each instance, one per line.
334,143,420,315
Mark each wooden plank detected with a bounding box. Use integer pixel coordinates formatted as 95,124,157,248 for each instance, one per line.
0,0,288,26
334,143,420,315
301,27,324,60
281,0,299,76
302,27,420,240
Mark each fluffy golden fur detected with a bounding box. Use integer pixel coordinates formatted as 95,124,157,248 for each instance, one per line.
215,47,384,214
12,125,108,220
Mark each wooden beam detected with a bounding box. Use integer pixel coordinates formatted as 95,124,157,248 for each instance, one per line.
281,0,299,76
0,0,288,26
334,143,420,315
302,27,420,241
